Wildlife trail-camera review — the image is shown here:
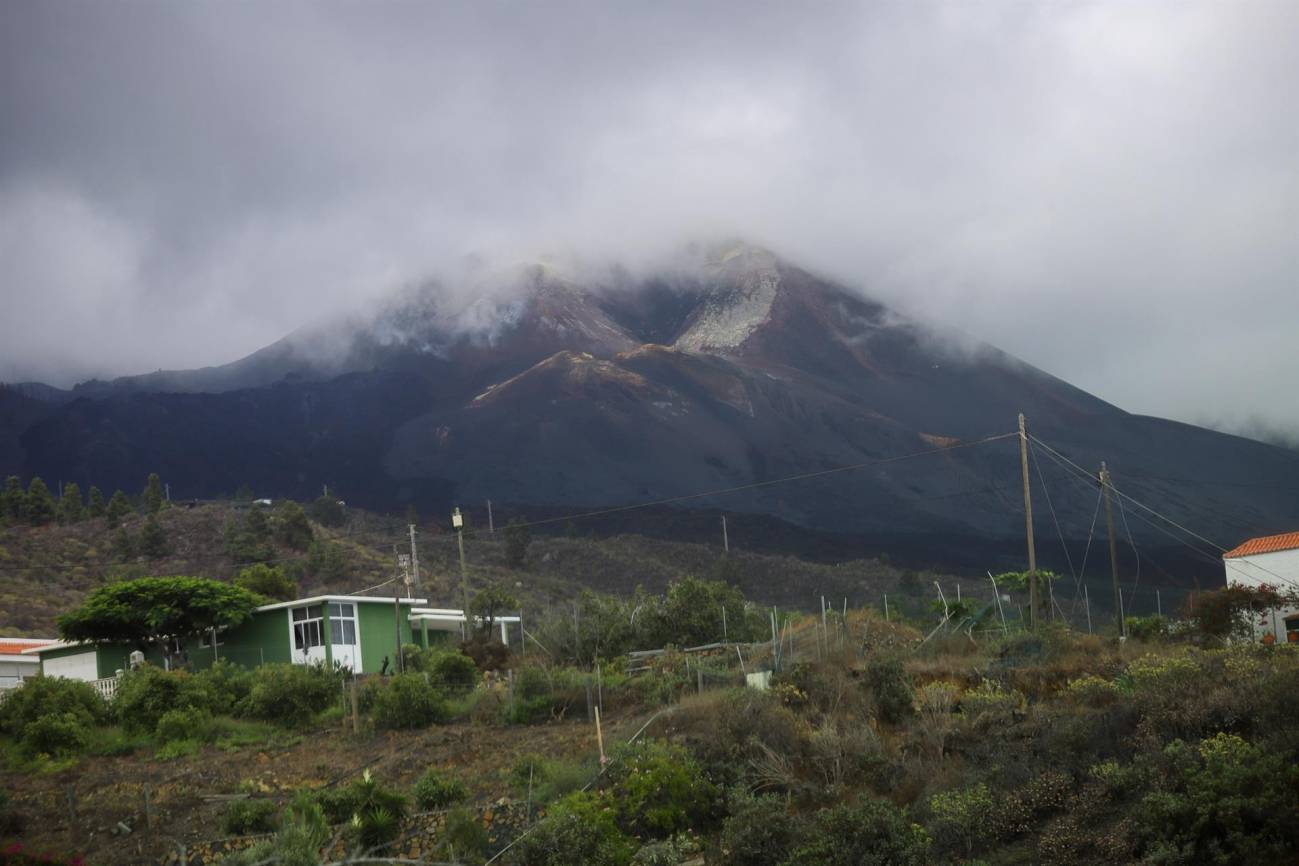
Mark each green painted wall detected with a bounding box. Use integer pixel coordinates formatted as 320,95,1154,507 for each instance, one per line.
358,600,416,675
219,608,293,668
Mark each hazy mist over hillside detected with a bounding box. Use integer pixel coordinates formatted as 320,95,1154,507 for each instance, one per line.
2,1,1297,438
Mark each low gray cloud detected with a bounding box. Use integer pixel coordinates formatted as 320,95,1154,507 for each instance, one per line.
1,1,1296,435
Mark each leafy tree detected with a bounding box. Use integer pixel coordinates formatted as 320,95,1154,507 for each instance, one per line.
111,526,136,560
603,740,716,838
308,493,346,527
57,576,263,651
86,485,106,519
273,500,314,551
24,477,56,525
991,569,1059,594
142,475,167,514
1,475,24,523
1185,583,1296,641
142,472,166,513
138,514,170,558
235,563,297,601
106,489,132,526
306,539,349,582
470,582,519,634
642,575,761,647
58,481,83,524
504,518,531,567
226,508,274,564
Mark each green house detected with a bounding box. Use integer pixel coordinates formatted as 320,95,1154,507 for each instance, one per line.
25,595,429,682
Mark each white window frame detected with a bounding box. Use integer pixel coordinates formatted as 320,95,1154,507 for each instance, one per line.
328,602,357,645
292,604,325,652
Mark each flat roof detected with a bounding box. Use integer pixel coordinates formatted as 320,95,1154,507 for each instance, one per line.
255,594,428,613
22,640,87,655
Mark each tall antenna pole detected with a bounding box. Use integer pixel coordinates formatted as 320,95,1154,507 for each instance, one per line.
453,508,470,638
1100,462,1125,638
408,523,420,592
1018,413,1039,631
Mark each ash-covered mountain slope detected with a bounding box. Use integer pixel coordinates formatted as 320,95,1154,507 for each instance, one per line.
8,244,1299,573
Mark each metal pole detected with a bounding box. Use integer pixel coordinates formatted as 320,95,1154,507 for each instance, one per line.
487,499,494,534
1084,585,1093,635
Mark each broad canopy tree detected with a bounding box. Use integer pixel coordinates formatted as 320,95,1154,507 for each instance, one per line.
57,576,263,652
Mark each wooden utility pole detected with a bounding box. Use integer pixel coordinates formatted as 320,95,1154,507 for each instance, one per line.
453,508,470,638
1099,462,1125,638
1018,413,1040,630
408,523,420,591
487,499,495,534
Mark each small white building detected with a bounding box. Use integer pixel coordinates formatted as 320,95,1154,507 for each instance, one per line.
1223,531,1299,642
0,638,56,689
409,608,520,646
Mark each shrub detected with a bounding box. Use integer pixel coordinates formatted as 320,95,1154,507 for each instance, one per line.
929,783,998,856
509,792,633,866
435,806,489,864
864,657,913,725
21,713,90,757
1125,614,1171,642
1131,733,1299,862
0,676,106,746
960,679,1023,719
782,798,931,866
509,754,593,806
114,666,187,733
717,792,804,866
413,767,467,810
0,790,23,835
602,740,717,838
245,664,339,727
224,798,279,835
222,792,328,866
365,673,449,730
184,660,255,713
432,651,481,691
155,706,211,744
315,770,408,852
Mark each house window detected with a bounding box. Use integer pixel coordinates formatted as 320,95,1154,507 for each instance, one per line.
328,602,357,645
292,604,324,651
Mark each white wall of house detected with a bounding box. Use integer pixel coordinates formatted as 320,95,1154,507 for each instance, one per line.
0,656,40,689
40,650,101,681
1224,547,1299,642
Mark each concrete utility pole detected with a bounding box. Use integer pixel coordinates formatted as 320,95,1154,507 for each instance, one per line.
453,508,470,637
487,499,495,534
721,515,729,553
407,523,420,591
1100,462,1126,638
1018,413,1040,631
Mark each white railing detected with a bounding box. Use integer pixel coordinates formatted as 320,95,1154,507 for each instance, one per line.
90,675,120,701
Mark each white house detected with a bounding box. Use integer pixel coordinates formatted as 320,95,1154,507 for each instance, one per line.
1222,531,1299,642
0,638,55,689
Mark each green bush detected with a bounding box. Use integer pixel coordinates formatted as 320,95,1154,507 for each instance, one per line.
0,675,107,741
432,651,481,691
864,657,913,725
509,792,633,866
315,770,408,852
782,798,931,866
245,664,340,727
929,783,998,856
114,666,187,733
185,659,255,713
717,792,804,866
602,739,717,838
155,705,212,744
509,754,593,806
365,673,449,730
221,792,328,866
223,798,279,835
436,806,489,864
22,712,90,757
1125,614,1172,642
413,767,467,810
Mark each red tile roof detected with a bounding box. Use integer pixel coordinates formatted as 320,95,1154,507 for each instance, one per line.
1223,531,1299,559
0,639,55,656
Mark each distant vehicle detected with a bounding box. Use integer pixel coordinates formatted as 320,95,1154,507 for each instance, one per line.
253,498,273,506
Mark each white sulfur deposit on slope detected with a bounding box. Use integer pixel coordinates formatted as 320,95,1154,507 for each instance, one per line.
673,245,780,354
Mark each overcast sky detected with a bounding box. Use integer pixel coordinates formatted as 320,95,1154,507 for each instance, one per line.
2,1,1297,437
